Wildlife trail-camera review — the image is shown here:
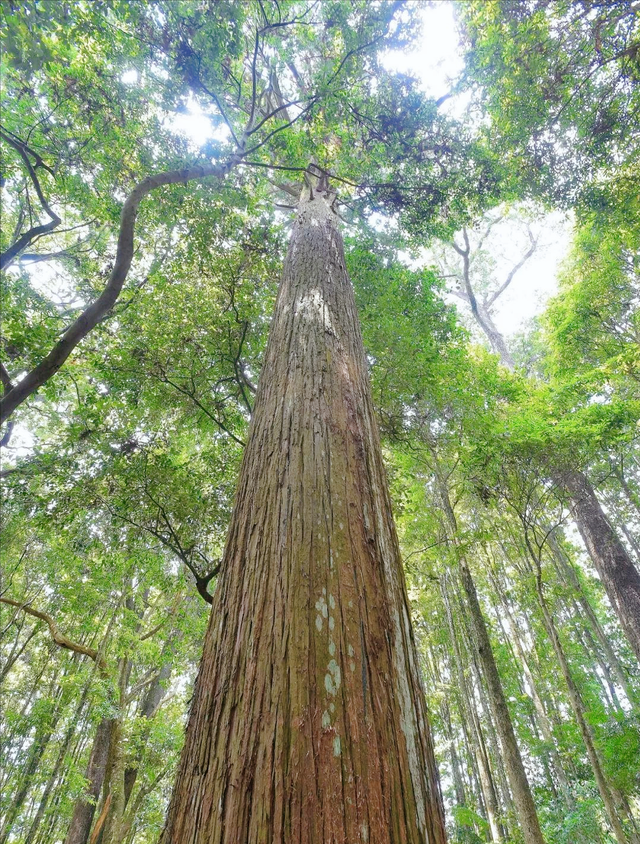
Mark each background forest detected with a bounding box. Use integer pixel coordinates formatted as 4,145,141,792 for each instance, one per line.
1,1,639,843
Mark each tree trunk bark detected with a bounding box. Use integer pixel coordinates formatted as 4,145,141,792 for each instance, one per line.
64,718,114,844
489,571,574,807
435,467,546,844
547,533,638,706
477,305,515,369
456,559,546,844
561,468,640,664
160,184,447,844
123,660,172,809
442,575,504,844
532,576,631,844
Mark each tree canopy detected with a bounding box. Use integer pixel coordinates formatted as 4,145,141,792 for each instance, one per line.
1,2,639,844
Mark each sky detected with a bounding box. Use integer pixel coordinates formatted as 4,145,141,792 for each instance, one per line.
380,1,571,338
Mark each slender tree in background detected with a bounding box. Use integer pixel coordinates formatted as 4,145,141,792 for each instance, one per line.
433,458,546,844
557,467,640,663
439,219,640,665
161,177,447,844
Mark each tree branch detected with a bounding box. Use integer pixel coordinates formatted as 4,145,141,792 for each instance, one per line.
0,596,108,674
0,362,14,394
486,228,538,308
0,156,238,425
0,129,62,269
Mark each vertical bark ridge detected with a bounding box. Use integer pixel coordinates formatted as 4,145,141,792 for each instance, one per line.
160,188,447,844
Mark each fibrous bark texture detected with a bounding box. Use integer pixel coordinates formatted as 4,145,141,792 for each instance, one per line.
160,187,447,844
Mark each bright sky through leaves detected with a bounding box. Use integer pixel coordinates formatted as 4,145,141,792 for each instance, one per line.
382,1,571,336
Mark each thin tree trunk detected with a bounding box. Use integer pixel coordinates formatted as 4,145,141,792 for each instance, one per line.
533,580,631,844
160,183,447,844
123,660,172,809
456,559,546,844
100,718,125,844
518,534,634,844
24,681,93,844
614,467,640,520
458,593,516,828
0,672,63,844
435,467,546,844
492,580,574,805
64,718,114,844
442,575,504,844
548,533,637,705
425,644,468,810
478,305,515,369
561,468,640,664
442,701,467,807
439,644,490,827
489,590,562,801
0,626,38,683
459,270,640,665
619,522,640,562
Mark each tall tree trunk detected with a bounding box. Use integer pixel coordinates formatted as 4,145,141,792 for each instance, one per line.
64,718,114,844
160,184,447,844
560,468,640,664
123,659,172,809
458,595,517,827
434,466,546,844
532,574,632,844
488,568,575,807
461,277,640,667
547,533,638,706
437,642,492,830
424,644,468,810
442,576,504,844
456,559,546,844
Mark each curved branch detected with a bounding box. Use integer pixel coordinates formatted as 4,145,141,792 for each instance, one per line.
0,129,62,270
1,218,63,270
103,499,217,604
486,228,538,309
0,157,237,425
0,596,108,674
0,130,57,217
452,228,485,328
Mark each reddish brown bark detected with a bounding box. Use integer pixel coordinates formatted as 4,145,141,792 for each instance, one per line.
160,184,447,844
561,468,640,664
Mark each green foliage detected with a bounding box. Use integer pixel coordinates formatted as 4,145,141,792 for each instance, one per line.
543,175,640,391
452,805,488,843
459,0,640,207
2,1,640,842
